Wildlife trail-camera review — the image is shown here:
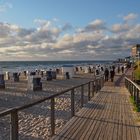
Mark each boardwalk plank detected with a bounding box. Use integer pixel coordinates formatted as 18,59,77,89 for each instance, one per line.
51,72,140,140
52,93,103,140
75,95,105,140
88,92,110,140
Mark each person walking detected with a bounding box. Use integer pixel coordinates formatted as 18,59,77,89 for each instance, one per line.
117,65,120,74
121,66,124,73
110,68,115,82
104,68,109,81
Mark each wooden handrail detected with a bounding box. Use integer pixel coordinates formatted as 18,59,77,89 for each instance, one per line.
0,108,15,117
125,77,140,106
0,75,104,140
125,77,140,90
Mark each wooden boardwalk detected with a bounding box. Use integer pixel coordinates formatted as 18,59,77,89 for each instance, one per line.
51,72,140,140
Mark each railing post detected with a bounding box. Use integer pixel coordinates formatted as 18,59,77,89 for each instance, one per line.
132,85,135,100
136,89,139,106
125,77,140,107
127,80,128,88
10,109,18,140
131,84,133,96
134,87,136,103
128,81,131,92
71,89,75,117
128,81,130,93
81,85,84,107
88,82,91,101
125,79,127,88
131,83,133,96
51,98,55,136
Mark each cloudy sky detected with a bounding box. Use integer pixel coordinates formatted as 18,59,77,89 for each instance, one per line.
0,0,140,61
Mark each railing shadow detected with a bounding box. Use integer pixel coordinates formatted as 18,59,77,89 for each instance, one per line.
84,102,105,110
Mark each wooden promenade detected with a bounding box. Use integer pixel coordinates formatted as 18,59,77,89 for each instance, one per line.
52,72,140,140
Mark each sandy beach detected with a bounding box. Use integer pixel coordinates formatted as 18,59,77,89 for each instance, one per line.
0,73,95,140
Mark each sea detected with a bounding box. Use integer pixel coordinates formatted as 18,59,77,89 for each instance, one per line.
0,60,113,72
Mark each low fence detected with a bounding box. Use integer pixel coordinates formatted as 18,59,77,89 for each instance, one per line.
125,77,140,106
0,76,104,140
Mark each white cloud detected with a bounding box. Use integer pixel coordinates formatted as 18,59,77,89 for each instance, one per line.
123,13,138,21
0,16,140,60
111,23,130,33
83,19,106,32
58,49,73,54
34,19,51,27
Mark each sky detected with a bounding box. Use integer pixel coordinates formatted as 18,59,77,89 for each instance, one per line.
0,0,140,61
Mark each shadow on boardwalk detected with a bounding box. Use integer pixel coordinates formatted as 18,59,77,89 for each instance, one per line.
52,69,140,140
114,74,125,86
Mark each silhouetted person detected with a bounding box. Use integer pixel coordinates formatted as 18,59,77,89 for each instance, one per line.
66,72,70,79
110,69,115,82
117,65,120,74
96,69,99,75
112,65,115,71
121,66,124,73
101,67,104,71
88,67,91,73
104,68,109,81
75,67,78,72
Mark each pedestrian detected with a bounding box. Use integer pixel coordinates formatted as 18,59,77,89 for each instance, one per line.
117,65,120,73
88,67,91,73
112,65,115,71
121,66,124,73
66,72,70,79
101,67,104,72
110,69,115,82
96,69,99,75
104,68,109,81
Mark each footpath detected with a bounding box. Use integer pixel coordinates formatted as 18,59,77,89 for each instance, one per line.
51,69,140,140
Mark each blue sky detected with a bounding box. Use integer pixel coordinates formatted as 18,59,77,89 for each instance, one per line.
1,0,140,27
0,0,140,60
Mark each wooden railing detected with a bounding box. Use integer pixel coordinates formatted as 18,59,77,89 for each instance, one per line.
0,76,104,140
125,77,140,106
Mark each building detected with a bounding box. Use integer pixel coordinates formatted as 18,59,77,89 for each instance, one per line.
131,44,140,57
131,44,140,63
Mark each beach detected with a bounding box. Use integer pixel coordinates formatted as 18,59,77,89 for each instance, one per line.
0,68,96,140
0,60,118,140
